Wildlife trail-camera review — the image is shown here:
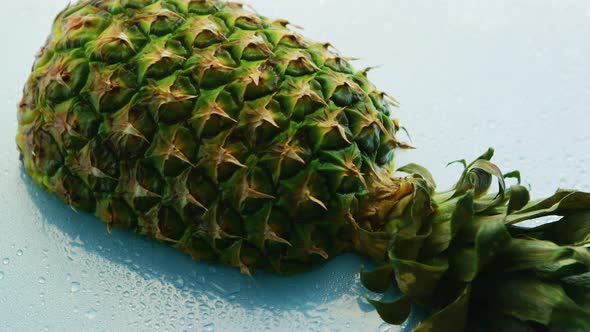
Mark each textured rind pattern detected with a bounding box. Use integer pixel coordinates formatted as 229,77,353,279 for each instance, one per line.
17,0,404,274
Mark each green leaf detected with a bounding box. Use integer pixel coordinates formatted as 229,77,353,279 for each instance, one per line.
398,163,436,189
564,284,590,311
503,170,522,184
507,185,530,215
390,179,435,260
471,311,535,332
542,211,590,245
507,190,590,225
474,276,590,329
412,286,471,332
368,296,411,325
473,148,495,162
538,258,589,279
446,159,467,169
357,228,392,262
360,264,395,294
391,225,432,261
498,239,567,272
421,192,474,258
449,220,511,282
391,257,449,304
468,159,506,211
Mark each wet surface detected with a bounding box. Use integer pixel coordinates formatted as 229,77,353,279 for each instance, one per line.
2,0,590,330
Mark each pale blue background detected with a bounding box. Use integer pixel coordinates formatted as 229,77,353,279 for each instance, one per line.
2,1,590,331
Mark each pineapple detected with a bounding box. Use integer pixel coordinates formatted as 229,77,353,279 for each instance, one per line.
16,1,590,331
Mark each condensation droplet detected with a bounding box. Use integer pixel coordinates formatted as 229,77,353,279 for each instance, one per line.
0,271,4,280
2,258,9,265
16,250,23,256
379,322,392,332
71,282,81,293
84,308,97,319
38,277,46,284
203,323,215,332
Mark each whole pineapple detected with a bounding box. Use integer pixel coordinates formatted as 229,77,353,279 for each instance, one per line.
17,1,590,331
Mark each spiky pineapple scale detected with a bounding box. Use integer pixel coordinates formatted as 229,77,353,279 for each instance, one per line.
17,0,405,274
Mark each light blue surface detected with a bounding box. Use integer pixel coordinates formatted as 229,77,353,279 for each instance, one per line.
2,1,590,331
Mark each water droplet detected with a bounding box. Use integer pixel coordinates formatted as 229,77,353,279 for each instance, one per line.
123,291,130,298
71,282,81,293
84,308,97,319
38,277,46,284
2,258,9,265
16,250,23,256
203,323,215,332
0,271,4,280
379,322,392,332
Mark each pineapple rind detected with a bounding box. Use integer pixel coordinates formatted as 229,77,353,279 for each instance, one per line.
17,0,405,274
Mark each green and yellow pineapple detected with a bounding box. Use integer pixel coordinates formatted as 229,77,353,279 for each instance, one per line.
16,1,590,331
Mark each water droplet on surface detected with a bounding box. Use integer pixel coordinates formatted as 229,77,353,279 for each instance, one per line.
0,271,4,280
71,282,80,293
203,323,215,332
38,277,46,284
2,258,9,265
16,250,23,256
379,322,392,332
84,308,97,319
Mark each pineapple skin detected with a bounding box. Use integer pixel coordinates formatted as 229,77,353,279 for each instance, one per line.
17,0,409,275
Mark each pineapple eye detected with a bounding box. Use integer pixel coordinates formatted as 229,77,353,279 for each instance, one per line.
235,16,264,30
188,0,219,15
194,30,224,48
286,57,317,77
279,34,307,48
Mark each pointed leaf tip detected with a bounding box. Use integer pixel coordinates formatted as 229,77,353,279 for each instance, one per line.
360,264,395,293
367,296,411,325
